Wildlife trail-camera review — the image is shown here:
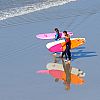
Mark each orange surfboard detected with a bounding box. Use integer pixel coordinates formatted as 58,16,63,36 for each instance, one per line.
62,38,85,51
37,70,85,85
61,71,84,85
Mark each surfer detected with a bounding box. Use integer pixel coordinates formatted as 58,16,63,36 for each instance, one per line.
54,28,61,41
53,28,61,63
61,31,71,62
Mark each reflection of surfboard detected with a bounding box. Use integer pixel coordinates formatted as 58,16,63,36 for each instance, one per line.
37,70,84,85
46,63,85,77
36,32,73,39
46,38,85,52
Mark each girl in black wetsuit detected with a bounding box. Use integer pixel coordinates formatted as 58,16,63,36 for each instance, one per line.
54,28,60,41
61,31,71,61
53,28,61,63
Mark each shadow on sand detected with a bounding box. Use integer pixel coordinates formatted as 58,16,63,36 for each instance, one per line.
72,46,97,61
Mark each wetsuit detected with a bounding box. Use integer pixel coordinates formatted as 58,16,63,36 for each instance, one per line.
61,38,71,60
54,32,61,58
55,32,60,41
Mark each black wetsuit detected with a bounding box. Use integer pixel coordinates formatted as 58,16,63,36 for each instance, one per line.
61,38,71,60
55,32,60,41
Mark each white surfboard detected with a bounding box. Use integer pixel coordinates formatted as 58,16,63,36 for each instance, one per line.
46,63,85,77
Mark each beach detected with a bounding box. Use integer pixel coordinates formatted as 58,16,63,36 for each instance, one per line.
0,0,100,99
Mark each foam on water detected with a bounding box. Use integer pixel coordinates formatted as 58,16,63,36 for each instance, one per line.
0,0,77,21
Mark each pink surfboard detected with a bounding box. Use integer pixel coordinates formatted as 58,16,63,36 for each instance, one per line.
37,70,84,85
36,32,73,39
46,38,85,52
49,43,63,52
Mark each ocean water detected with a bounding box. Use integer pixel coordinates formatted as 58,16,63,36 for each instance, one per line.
0,0,76,20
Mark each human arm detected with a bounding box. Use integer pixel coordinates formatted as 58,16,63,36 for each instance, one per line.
55,33,59,40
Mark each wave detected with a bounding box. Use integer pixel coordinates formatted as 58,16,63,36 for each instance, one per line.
0,0,77,21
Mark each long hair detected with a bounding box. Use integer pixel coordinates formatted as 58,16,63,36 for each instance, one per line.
55,28,59,33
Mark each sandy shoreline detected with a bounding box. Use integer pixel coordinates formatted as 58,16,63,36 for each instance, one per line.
0,0,100,99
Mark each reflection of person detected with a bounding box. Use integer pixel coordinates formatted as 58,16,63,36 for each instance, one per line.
64,62,71,90
61,31,71,62
61,55,71,90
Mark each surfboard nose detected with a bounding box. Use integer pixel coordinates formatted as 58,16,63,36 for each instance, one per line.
36,70,49,74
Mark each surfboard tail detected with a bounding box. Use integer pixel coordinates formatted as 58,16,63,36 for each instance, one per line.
36,70,49,74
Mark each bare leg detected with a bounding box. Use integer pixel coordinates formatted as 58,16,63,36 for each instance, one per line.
52,53,57,63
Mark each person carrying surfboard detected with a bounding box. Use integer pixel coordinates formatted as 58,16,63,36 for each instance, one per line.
54,28,61,41
61,31,71,62
53,28,61,63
